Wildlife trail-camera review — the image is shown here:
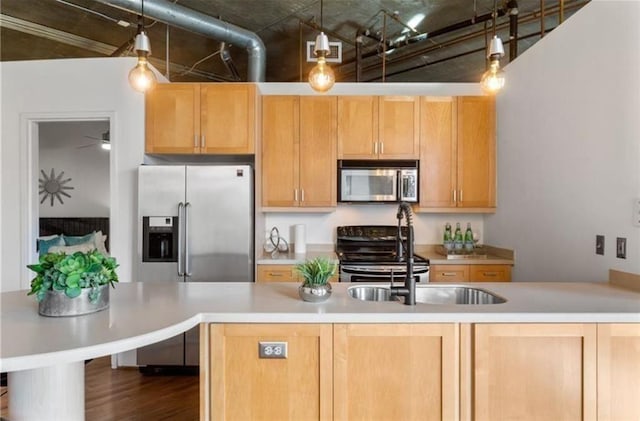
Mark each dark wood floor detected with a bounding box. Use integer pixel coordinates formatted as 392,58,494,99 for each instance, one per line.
1,357,199,420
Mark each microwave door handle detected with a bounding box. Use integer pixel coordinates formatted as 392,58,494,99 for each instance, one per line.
177,202,185,276
397,170,403,201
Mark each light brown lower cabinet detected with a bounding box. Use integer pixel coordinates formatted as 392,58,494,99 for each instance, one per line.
469,323,597,421
597,323,640,421
430,264,512,282
201,322,640,421
202,324,333,421
256,264,339,283
333,323,458,421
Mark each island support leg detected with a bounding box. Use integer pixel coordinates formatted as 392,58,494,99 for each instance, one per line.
8,361,85,421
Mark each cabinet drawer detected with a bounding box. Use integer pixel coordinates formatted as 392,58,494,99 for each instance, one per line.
256,265,299,282
469,265,511,282
430,265,469,282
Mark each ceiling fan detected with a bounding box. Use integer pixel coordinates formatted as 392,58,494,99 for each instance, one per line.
79,130,111,150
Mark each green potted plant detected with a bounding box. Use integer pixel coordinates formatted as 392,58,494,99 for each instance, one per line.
27,249,119,317
295,257,336,302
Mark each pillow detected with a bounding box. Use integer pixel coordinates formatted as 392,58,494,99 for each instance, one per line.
38,234,61,241
63,232,96,246
94,231,109,255
48,243,97,255
38,236,65,256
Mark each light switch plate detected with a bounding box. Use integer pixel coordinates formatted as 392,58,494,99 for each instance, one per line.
634,198,640,227
596,235,604,255
616,237,627,259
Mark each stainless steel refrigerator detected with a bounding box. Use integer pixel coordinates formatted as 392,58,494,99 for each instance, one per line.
136,165,253,368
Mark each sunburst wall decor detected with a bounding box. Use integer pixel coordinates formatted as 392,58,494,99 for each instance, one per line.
39,168,74,206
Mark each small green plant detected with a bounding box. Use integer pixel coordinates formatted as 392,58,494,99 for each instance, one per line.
27,250,119,303
295,257,337,286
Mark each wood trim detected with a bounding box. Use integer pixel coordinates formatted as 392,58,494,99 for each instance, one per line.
609,269,640,292
199,323,210,421
413,207,496,214
460,323,473,421
210,324,225,421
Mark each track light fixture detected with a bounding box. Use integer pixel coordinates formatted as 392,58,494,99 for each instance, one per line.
128,0,157,92
308,0,335,93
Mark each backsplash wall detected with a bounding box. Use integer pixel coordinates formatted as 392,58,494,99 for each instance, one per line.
264,205,485,247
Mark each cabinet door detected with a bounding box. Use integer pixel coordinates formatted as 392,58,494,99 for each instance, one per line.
262,96,299,207
378,96,420,159
457,96,496,208
597,323,640,420
420,97,457,207
430,264,469,282
334,324,458,421
208,324,333,421
469,264,511,282
200,83,255,154
256,264,299,282
337,96,378,159
299,96,337,207
145,83,200,154
472,324,597,420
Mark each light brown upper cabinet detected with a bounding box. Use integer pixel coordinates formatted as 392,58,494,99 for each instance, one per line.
262,96,337,209
145,83,255,154
337,96,420,159
418,96,496,211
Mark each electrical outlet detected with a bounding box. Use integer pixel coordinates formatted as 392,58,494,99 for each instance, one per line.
596,235,605,255
616,237,627,259
259,341,288,359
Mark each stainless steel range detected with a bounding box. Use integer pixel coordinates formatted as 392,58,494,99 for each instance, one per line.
336,225,429,283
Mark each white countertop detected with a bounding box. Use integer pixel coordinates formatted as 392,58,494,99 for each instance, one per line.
1,281,639,372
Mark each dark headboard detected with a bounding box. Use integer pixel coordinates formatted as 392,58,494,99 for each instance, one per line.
39,217,110,250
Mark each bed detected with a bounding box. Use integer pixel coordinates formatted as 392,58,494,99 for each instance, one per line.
38,217,110,255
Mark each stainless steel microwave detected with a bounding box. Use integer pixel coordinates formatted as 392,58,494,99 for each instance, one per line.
338,160,419,203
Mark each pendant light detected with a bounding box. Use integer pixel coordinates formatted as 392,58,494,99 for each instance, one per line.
308,0,335,93
480,1,506,94
128,0,157,92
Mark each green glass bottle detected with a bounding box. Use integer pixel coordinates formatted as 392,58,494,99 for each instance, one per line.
443,223,453,251
464,222,474,252
453,222,463,250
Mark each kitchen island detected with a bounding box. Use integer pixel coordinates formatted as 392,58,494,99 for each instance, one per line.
1,281,639,420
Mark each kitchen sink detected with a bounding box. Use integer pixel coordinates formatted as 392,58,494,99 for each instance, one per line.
348,285,506,304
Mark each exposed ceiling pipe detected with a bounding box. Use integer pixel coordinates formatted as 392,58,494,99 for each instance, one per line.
95,0,266,81
507,0,519,60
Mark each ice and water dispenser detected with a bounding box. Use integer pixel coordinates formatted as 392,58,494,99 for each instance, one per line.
142,216,179,262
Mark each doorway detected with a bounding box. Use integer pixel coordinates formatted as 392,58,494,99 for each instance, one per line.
21,113,115,289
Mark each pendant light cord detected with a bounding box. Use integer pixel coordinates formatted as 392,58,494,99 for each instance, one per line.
320,0,323,29
492,0,497,36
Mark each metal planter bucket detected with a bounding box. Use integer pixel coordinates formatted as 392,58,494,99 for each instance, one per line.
298,283,332,303
38,285,109,317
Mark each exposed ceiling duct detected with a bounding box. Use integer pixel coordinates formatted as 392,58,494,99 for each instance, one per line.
94,0,266,82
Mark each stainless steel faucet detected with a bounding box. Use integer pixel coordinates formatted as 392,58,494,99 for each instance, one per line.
391,202,416,305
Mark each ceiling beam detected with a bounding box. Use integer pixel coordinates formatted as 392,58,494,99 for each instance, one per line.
0,13,231,81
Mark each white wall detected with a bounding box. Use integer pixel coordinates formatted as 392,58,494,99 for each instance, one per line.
39,121,110,217
485,0,640,281
1,57,146,292
265,206,485,249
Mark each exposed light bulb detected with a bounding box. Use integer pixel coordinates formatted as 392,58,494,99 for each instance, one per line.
309,56,335,93
101,140,111,151
480,60,506,94
129,56,157,92
129,31,156,93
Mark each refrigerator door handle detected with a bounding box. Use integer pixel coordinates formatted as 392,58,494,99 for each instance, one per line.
184,202,192,277
177,202,185,276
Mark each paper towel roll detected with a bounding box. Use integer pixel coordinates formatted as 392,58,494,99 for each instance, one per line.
293,224,306,254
